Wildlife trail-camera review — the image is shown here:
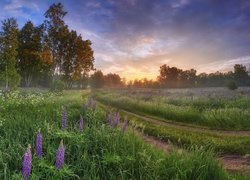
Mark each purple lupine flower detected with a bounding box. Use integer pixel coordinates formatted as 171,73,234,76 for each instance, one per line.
121,116,128,133
113,112,120,127
62,107,67,130
79,115,84,132
55,140,65,169
22,144,32,180
92,100,97,111
87,97,92,108
35,128,42,158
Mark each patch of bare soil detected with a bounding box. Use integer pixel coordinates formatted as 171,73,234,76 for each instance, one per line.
140,133,172,154
219,155,250,174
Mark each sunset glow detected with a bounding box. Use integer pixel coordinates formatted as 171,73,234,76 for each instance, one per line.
0,0,250,80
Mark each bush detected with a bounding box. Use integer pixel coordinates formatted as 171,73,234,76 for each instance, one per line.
51,80,65,92
226,80,238,90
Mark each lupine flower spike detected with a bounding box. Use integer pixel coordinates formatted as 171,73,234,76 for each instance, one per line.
62,106,67,130
122,116,128,133
87,97,92,108
113,112,120,127
35,128,42,158
79,115,84,132
55,140,65,169
22,144,32,180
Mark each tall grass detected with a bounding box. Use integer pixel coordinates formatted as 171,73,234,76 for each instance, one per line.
93,90,250,130
0,90,232,179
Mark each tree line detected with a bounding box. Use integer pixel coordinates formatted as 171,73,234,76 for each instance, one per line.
91,63,250,89
0,3,94,90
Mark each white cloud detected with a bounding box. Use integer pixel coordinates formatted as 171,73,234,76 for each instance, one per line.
197,56,250,73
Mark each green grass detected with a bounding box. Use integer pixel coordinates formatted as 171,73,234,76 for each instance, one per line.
0,90,248,179
93,90,250,130
119,111,250,155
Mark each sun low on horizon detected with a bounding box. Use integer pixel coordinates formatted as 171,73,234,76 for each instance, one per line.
0,0,250,80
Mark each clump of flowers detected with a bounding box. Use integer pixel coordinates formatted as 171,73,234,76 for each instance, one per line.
55,140,65,169
35,128,43,158
61,107,67,130
79,115,84,132
121,116,128,133
22,144,32,180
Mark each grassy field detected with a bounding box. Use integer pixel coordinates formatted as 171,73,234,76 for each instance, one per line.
2,90,247,179
93,88,250,130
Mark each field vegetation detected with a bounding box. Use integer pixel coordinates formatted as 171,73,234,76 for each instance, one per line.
93,88,250,130
1,90,245,179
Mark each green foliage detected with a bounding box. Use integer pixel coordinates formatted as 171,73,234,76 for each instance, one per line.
227,80,238,90
0,90,232,179
45,3,94,85
18,21,49,87
51,80,65,92
90,70,105,88
0,18,21,90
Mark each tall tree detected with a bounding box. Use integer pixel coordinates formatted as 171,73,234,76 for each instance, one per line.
0,18,20,90
104,73,123,87
234,64,248,85
158,65,182,87
44,3,68,78
18,21,44,87
44,3,94,87
90,70,105,88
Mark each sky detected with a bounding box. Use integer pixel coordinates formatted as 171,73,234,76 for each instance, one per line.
0,0,250,80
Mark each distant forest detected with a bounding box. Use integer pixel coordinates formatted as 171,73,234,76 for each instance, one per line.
0,3,249,90
92,64,250,89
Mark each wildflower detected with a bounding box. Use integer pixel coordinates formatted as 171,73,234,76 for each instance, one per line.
22,144,32,180
55,140,65,169
62,107,67,130
122,116,128,133
79,115,84,132
35,128,42,158
113,112,120,127
87,97,92,108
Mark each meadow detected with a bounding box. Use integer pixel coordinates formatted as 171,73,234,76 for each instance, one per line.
93,88,250,130
2,90,247,179
92,87,250,176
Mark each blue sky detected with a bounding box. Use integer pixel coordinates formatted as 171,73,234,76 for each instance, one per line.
0,0,250,80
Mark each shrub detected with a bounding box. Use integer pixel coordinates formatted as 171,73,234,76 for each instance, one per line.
226,80,238,90
51,80,65,92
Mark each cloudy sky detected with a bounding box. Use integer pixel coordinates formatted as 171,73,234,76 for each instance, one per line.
0,0,250,80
